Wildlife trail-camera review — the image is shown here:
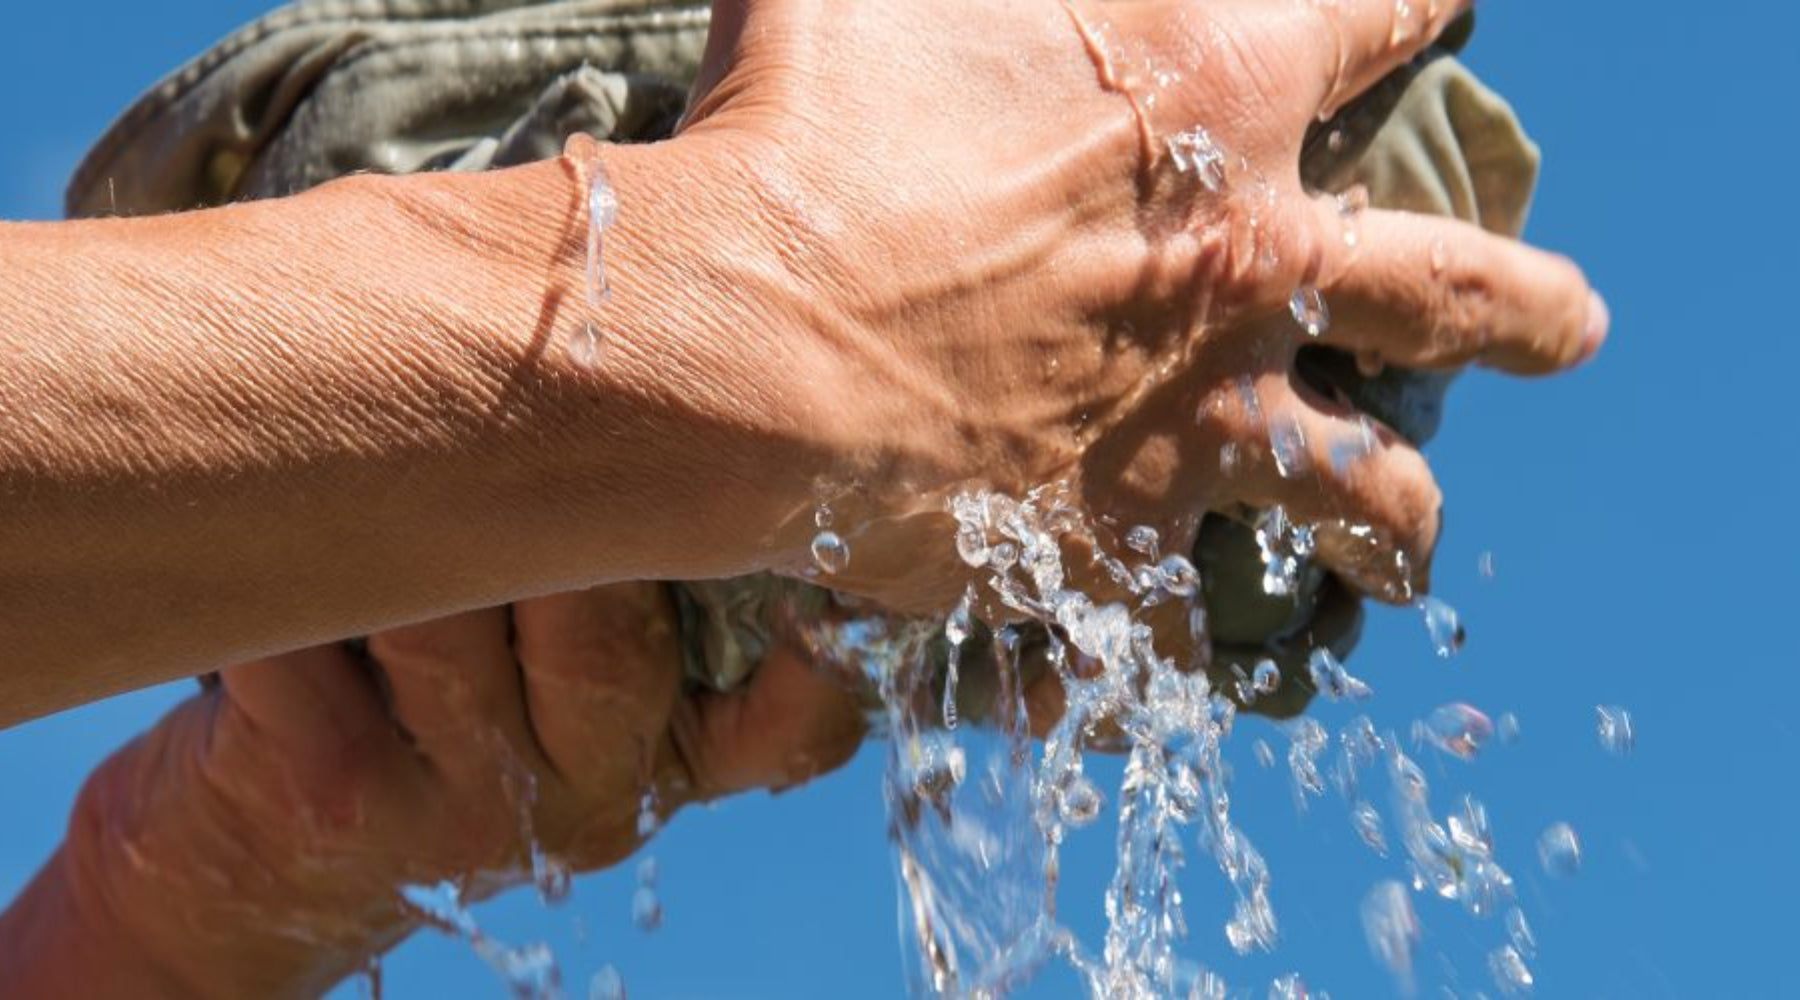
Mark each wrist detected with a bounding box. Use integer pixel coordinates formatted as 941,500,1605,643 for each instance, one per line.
429,133,860,581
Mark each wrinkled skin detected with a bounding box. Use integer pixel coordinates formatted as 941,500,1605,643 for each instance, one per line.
0,0,1606,993
663,0,1600,611
1,587,862,998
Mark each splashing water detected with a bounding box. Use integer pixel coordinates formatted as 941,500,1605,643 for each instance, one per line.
1166,127,1227,192
588,965,626,1000
1415,702,1494,761
1596,705,1636,756
1417,596,1466,658
1537,822,1582,877
400,881,562,998
796,485,1292,998
1361,880,1421,994
1488,943,1535,997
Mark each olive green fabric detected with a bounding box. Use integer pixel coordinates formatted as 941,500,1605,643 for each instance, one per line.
66,1,1539,711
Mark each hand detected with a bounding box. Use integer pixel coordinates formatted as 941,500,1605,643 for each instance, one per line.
4,585,863,999
660,0,1603,611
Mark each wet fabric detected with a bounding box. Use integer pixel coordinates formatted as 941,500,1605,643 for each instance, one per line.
66,1,1539,706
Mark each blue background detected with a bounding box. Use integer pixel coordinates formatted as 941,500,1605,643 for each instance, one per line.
0,3,1791,998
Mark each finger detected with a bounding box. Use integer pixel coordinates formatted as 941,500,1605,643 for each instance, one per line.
668,641,866,801
221,643,394,755
1301,0,1475,117
511,583,683,783
1210,369,1441,602
1319,208,1607,374
368,607,545,775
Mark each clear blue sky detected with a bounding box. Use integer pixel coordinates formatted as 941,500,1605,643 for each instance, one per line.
0,4,1792,998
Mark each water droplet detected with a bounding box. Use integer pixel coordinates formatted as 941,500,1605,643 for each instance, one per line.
1478,550,1497,579
631,886,664,932
1220,441,1242,474
636,792,659,839
810,530,850,575
1488,944,1534,996
568,322,603,368
1497,712,1522,744
1429,238,1449,276
1336,185,1370,248
1390,0,1417,45
1506,906,1538,959
1326,128,1346,154
1417,596,1466,658
1289,286,1331,337
1269,973,1311,1000
1125,524,1161,558
1252,660,1281,696
1361,880,1420,992
1060,774,1104,826
1154,555,1201,598
1597,705,1636,756
1270,415,1311,479
1254,739,1276,768
636,856,659,888
532,851,573,906
1417,703,1494,761
945,591,974,647
1288,718,1329,804
955,520,991,567
1166,126,1227,191
1537,822,1582,877
1308,648,1372,701
1350,800,1388,856
813,502,834,529
590,965,627,1000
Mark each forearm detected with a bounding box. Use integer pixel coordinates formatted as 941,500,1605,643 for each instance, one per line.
0,137,826,725
0,849,193,999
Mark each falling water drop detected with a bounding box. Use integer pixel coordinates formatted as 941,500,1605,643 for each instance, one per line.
1289,286,1331,338
1252,660,1282,697
1488,944,1535,996
1418,596,1466,658
811,530,851,575
1417,703,1494,761
1537,822,1582,877
1597,705,1636,756
1361,880,1421,992
531,851,573,906
1060,774,1105,826
1269,973,1312,999
1270,415,1311,479
1350,800,1388,856
631,886,665,933
589,965,627,1000
1506,906,1538,959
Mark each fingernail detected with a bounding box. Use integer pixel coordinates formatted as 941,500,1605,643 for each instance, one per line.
1578,289,1610,365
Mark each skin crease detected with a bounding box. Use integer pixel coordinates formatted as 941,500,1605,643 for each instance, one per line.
0,0,1609,993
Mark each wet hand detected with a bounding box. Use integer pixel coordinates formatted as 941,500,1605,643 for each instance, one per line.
676,0,1604,611
52,585,863,998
